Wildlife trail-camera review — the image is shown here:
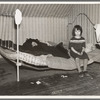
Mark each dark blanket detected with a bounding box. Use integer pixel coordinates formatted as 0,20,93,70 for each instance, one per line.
0,38,70,59
20,38,70,59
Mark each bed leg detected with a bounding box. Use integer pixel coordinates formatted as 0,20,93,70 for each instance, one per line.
16,62,22,82
17,64,19,82
16,62,20,82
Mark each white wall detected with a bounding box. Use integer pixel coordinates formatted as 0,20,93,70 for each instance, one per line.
1,4,100,46
19,17,68,45
0,16,68,45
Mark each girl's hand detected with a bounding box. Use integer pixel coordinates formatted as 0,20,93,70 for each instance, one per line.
77,52,81,55
80,47,85,55
82,47,85,52
80,51,83,55
71,47,82,55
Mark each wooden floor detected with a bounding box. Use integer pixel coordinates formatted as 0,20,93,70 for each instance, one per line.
0,58,100,95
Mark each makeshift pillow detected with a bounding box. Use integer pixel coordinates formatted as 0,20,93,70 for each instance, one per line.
85,43,95,53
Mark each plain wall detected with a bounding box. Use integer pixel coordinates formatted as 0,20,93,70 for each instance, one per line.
0,16,68,45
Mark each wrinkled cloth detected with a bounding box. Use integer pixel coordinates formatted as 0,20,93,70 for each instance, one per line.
94,24,100,42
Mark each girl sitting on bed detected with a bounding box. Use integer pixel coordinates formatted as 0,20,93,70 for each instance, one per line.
69,25,90,78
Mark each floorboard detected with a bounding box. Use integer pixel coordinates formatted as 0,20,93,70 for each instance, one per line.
0,58,100,95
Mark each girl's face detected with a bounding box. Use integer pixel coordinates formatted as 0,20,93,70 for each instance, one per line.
75,28,81,36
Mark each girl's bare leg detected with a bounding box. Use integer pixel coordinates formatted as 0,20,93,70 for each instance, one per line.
75,58,82,73
83,59,90,76
75,58,84,77
83,59,88,71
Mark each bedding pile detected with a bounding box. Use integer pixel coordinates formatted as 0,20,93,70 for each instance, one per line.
0,38,100,70
20,38,70,59
0,38,70,66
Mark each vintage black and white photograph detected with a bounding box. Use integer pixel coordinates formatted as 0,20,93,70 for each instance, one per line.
0,1,100,97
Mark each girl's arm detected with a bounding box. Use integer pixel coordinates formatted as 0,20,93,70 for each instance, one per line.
71,47,81,55
82,47,85,52
81,47,85,55
81,38,86,54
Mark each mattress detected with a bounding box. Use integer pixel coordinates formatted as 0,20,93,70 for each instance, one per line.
0,47,100,70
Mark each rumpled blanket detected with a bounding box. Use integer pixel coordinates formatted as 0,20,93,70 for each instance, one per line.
46,56,94,70
1,45,100,70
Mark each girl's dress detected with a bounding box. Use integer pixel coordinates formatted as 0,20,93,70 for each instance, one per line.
69,36,89,60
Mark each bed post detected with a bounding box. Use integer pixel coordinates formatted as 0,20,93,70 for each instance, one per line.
15,9,22,82
16,24,19,82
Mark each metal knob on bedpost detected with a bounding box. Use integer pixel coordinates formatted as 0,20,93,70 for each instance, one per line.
15,9,22,82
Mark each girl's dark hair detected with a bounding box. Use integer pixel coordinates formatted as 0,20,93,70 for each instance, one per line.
72,25,83,36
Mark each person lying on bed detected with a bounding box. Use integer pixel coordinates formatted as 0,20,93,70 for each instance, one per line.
20,38,70,59
69,25,90,78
